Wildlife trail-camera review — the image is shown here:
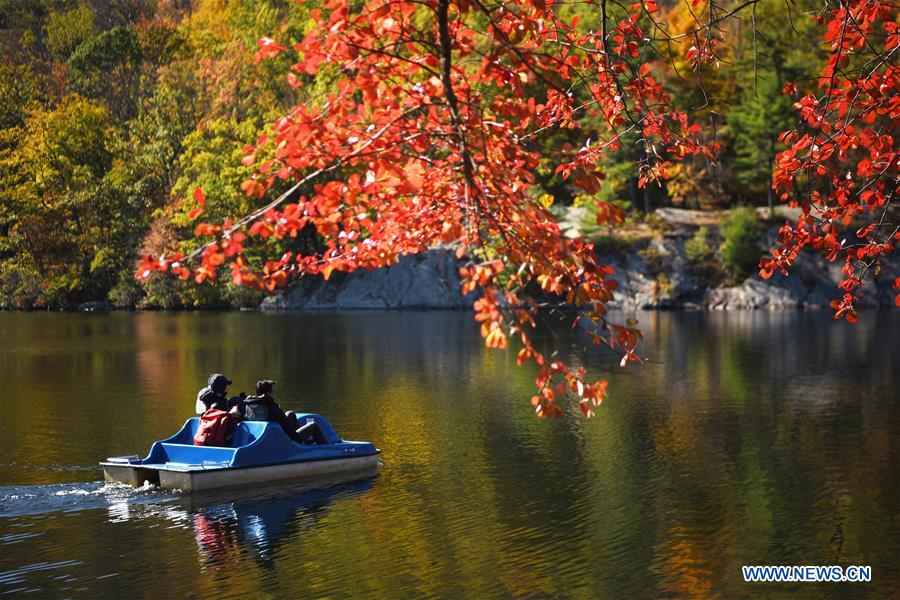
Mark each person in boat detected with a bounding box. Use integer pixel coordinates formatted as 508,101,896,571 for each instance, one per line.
195,373,246,415
242,380,328,445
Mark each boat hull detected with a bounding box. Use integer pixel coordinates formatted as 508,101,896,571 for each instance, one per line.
102,463,160,487
102,454,380,491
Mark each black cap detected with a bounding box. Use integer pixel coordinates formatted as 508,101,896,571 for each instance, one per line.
208,373,232,393
256,379,277,395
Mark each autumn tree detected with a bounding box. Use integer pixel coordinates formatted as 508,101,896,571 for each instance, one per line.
759,0,898,321
0,96,118,305
139,0,897,415
44,5,96,61
139,0,727,417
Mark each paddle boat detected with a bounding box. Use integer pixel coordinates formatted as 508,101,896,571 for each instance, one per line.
100,414,380,491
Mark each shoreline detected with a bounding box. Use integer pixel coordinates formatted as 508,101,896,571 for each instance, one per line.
4,210,897,314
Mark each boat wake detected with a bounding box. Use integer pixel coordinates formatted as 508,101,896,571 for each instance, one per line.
0,481,171,518
0,466,381,521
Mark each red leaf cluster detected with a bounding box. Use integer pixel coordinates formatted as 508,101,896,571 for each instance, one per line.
760,0,898,317
139,0,896,415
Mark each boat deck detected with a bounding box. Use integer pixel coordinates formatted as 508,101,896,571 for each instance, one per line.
101,416,379,491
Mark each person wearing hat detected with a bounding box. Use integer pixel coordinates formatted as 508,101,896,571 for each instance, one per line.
242,380,327,444
195,373,245,414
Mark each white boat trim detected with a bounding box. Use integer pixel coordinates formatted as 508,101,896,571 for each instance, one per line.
102,453,380,491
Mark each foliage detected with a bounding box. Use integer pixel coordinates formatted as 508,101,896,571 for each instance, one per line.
726,76,795,211
720,207,761,279
0,95,120,306
45,5,96,60
759,0,898,322
0,0,313,309
684,225,721,283
666,160,728,210
0,63,35,129
575,196,630,238
137,0,896,416
67,25,144,119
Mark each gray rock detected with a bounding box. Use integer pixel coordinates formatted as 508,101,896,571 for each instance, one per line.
706,273,806,310
258,212,899,312
604,234,705,310
704,248,899,310
598,224,899,310
261,247,476,311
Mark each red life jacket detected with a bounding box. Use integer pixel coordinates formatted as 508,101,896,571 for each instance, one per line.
193,409,236,447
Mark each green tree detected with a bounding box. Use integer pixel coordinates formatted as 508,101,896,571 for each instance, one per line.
720,207,760,280
727,75,795,214
68,25,143,120
720,0,823,212
44,5,96,60
0,63,35,129
0,95,123,306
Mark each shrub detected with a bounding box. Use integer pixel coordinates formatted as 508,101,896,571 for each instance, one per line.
655,273,673,300
638,244,667,276
720,207,761,279
685,226,721,279
590,234,638,258
685,226,714,263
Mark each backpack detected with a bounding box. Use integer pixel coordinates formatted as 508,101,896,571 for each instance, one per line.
193,409,236,447
242,397,272,421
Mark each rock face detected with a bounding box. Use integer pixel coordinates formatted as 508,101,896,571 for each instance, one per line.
260,220,899,312
261,247,475,311
605,232,899,310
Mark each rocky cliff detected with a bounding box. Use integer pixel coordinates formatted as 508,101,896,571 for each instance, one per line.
261,247,476,311
261,217,898,312
605,235,898,310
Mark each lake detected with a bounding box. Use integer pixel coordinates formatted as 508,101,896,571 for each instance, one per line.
0,310,897,597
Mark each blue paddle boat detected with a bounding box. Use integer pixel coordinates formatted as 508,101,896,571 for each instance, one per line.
100,414,380,491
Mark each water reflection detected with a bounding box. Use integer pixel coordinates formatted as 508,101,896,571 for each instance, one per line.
0,311,897,597
186,471,377,566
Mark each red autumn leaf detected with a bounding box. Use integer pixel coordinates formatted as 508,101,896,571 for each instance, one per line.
134,0,896,420
255,37,286,62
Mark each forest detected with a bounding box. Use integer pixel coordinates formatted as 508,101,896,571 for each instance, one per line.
0,0,845,311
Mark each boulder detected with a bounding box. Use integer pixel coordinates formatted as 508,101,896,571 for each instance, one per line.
261,247,476,311
705,273,806,310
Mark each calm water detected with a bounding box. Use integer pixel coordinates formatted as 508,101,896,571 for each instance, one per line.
0,310,897,598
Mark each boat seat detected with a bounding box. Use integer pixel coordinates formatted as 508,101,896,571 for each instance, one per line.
158,442,236,464
227,422,266,448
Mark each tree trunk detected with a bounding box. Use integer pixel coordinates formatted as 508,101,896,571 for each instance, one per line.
629,178,639,212
767,139,775,218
